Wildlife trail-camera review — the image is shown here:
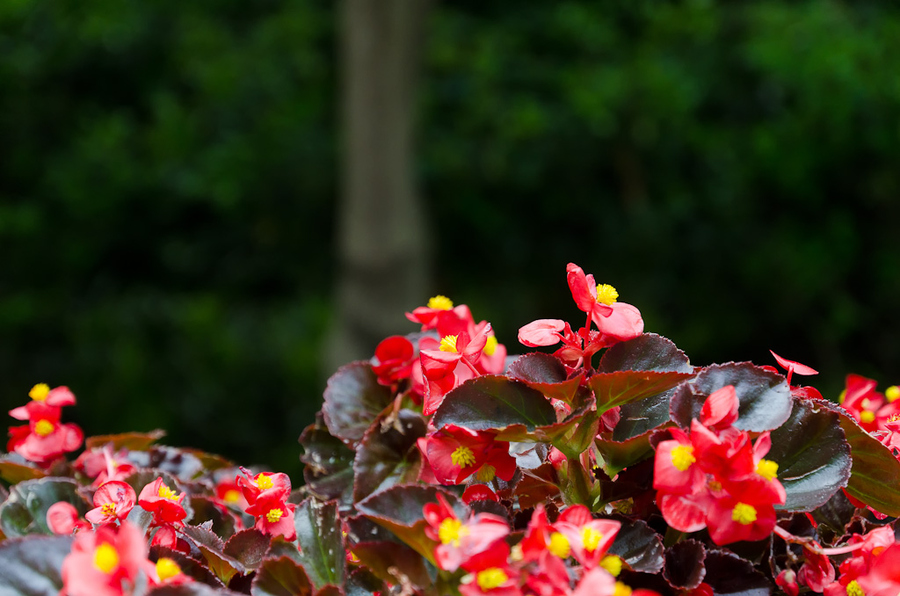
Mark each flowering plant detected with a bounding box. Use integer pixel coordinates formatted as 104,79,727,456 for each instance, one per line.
2,262,900,596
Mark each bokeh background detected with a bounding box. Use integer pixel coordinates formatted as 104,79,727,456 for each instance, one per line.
2,0,898,477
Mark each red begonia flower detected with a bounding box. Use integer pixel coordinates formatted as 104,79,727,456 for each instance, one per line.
769,351,818,386
87,480,137,525
704,478,779,544
554,505,621,569
776,570,799,596
419,424,516,485
518,319,567,348
138,477,187,526
840,374,900,433
423,494,510,573
372,335,416,386
216,478,250,510
74,447,137,488
406,296,472,332
47,501,91,535
524,549,572,596
7,388,83,465
236,468,291,506
61,521,155,596
462,484,500,504
459,541,522,596
572,567,617,596
151,557,193,587
566,263,614,320
699,385,739,430
653,428,705,496
797,549,835,593
247,497,297,541
592,302,644,348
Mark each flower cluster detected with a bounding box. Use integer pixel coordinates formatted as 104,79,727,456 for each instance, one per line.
5,261,900,596
653,385,786,544
7,384,83,465
423,495,645,596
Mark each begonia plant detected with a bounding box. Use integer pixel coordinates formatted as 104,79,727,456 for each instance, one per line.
1,262,900,596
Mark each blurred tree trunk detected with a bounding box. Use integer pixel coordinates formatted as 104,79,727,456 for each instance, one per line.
326,0,432,373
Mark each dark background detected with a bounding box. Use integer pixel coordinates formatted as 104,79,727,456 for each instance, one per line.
2,0,898,476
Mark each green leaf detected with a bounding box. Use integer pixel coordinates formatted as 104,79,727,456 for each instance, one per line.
294,498,346,590
598,333,693,373
607,516,664,573
595,425,670,478
766,398,851,511
350,541,432,587
189,497,240,540
346,568,389,596
818,400,900,517
432,375,556,432
612,392,673,441
322,362,393,444
0,478,88,538
508,352,584,403
300,416,356,505
0,535,72,596
356,486,461,566
590,370,694,415
182,524,244,585
224,529,271,571
702,550,771,596
85,429,166,451
251,556,314,596
670,363,792,432
663,540,707,590
353,409,426,503
0,456,48,484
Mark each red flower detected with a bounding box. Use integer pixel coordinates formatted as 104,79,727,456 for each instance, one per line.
47,501,91,535
553,505,621,569
246,492,297,541
138,477,187,526
151,557,193,587
769,351,818,386
459,541,522,596
236,467,292,506
61,522,155,596
797,549,835,593
406,296,473,332
840,374,900,433
87,481,136,525
420,322,493,415
74,447,137,488
7,384,82,465
372,335,416,386
423,494,510,572
418,424,516,485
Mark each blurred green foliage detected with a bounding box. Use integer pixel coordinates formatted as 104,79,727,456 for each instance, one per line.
2,0,899,474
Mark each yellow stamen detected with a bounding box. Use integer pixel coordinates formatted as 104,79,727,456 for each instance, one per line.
548,532,570,559
94,543,119,574
595,284,619,306
34,419,55,437
156,557,181,581
475,464,496,483
157,483,178,500
427,295,454,310
613,582,633,596
484,335,498,357
846,580,865,596
860,410,876,424
756,459,779,481
670,445,696,472
451,445,476,468
582,526,603,552
476,568,508,591
101,503,116,516
732,502,757,525
256,474,274,490
438,518,468,546
29,383,50,401
439,335,458,353
838,389,846,404
223,489,241,503
266,508,283,523
886,386,900,403
601,554,623,577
